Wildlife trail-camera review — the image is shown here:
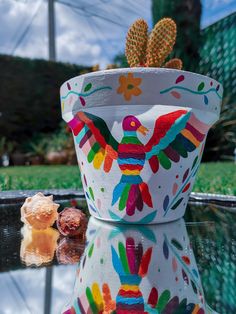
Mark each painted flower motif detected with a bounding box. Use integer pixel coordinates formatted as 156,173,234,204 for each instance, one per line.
117,73,142,101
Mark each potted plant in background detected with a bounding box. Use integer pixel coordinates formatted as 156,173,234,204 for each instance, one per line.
27,140,47,165
0,137,6,166
60,18,223,224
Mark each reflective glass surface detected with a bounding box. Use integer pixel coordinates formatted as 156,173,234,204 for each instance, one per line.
0,196,235,314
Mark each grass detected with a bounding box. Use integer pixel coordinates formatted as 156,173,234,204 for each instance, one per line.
0,162,235,195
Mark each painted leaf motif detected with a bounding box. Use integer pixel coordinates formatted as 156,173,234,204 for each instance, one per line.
68,96,73,105
171,238,183,250
182,255,191,265
174,298,187,313
162,296,179,312
118,242,129,274
67,82,71,90
171,197,183,210
182,269,189,285
172,257,178,272
163,239,169,259
204,95,208,105
197,82,205,91
191,280,198,294
84,82,92,92
192,165,200,177
89,187,95,201
148,287,158,308
83,174,87,186
171,91,181,99
191,156,198,170
163,195,169,211
139,247,152,277
182,182,191,193
82,255,86,268
156,290,171,312
89,204,97,213
172,182,178,195
175,75,185,84
88,243,94,258
192,269,199,278
79,96,86,106
138,211,157,224
182,169,189,182
216,84,220,91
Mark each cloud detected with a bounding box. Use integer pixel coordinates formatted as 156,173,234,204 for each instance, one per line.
1,0,235,64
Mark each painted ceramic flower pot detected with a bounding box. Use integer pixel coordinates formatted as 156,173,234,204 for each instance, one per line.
62,217,218,314
60,68,223,224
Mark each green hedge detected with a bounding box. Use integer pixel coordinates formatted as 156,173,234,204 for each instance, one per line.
0,54,91,147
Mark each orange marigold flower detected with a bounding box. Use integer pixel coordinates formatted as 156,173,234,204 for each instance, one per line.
117,73,142,101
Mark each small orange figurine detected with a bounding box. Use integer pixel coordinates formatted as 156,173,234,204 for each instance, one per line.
21,192,59,230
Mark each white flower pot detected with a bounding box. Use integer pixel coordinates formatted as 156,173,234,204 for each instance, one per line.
62,217,217,314
61,68,223,224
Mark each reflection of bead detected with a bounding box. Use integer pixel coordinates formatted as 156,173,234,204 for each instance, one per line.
56,237,86,264
21,192,59,230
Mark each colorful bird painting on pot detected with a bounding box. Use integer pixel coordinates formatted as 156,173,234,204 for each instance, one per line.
69,109,208,216
111,238,152,313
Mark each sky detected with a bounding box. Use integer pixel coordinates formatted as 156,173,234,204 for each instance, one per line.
0,0,235,68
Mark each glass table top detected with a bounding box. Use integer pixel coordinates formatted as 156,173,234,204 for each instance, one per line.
0,194,235,314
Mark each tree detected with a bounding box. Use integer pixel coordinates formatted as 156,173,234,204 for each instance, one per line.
152,0,202,72
113,53,129,68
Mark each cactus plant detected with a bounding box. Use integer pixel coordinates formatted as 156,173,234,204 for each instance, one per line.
125,17,182,69
164,58,183,69
125,19,148,67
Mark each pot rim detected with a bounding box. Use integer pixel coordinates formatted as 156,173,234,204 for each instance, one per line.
60,67,222,90
60,67,223,123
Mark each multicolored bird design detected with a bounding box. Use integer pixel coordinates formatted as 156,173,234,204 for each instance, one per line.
111,238,152,314
69,109,209,216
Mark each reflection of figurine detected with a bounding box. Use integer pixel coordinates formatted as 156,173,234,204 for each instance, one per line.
20,225,59,266
63,218,217,313
21,192,59,230
56,237,86,265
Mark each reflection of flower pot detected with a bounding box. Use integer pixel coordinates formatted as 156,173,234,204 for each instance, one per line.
61,68,223,224
63,217,217,314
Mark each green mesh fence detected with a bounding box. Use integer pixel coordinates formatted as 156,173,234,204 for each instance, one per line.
199,12,236,160
200,12,236,104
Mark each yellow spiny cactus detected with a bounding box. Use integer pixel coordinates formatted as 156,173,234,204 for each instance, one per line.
125,19,148,67
125,17,182,69
164,58,183,70
146,18,176,67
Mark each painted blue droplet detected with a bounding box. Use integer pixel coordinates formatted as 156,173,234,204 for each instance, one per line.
89,204,97,213
192,269,199,278
204,95,208,105
163,195,169,211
